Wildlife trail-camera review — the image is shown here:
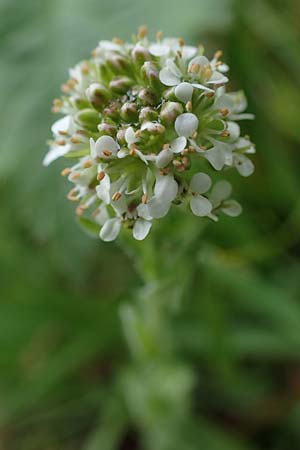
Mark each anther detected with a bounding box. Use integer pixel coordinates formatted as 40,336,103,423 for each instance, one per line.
221,130,230,137
82,160,92,169
142,193,148,204
61,168,71,176
97,171,105,181
137,25,147,40
186,101,192,112
112,192,122,201
102,150,112,157
56,139,66,146
219,108,229,117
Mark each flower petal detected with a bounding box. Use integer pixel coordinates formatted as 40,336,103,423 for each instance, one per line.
147,197,171,219
156,148,173,168
137,203,152,221
222,199,242,217
154,173,178,202
235,155,254,177
175,113,199,137
190,172,212,194
192,83,214,93
188,55,210,71
96,173,111,204
99,218,121,242
190,195,212,217
210,180,232,206
170,136,187,154
51,115,73,136
133,219,152,240
159,67,180,86
175,82,193,103
204,147,226,170
93,135,119,158
43,145,69,166
125,127,137,146
149,43,170,57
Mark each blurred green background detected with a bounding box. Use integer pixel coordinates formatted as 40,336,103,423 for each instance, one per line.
1,0,300,449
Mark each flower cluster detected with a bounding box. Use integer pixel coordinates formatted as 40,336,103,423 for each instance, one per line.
44,28,255,241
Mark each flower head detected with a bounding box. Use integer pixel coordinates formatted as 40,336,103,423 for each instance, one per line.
44,28,255,242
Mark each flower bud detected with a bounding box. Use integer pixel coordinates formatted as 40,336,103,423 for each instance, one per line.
139,107,158,123
120,102,139,122
73,96,90,110
138,88,157,106
132,44,151,66
97,122,117,137
76,108,100,131
85,83,110,109
139,122,165,148
141,61,161,90
109,76,133,94
160,101,183,126
106,53,129,74
116,128,127,146
163,87,177,101
103,101,121,121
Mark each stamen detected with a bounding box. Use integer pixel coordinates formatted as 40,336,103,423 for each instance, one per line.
186,101,192,112
214,50,223,60
97,171,105,181
219,108,229,117
71,172,81,180
82,160,92,168
112,37,123,45
67,189,78,201
112,192,122,201
102,150,112,157
56,139,66,146
142,193,148,204
61,168,71,176
156,31,162,41
221,130,230,137
70,136,81,144
137,25,147,40
178,37,184,47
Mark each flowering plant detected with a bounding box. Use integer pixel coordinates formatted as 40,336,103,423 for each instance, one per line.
44,27,255,241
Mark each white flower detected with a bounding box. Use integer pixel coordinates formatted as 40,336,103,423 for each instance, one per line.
99,217,122,242
132,219,152,240
155,136,187,168
90,136,119,160
147,173,178,218
189,173,212,217
175,113,199,138
149,38,197,60
209,180,242,217
43,116,76,166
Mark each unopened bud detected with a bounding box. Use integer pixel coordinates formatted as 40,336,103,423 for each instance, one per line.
103,101,121,121
141,61,161,90
97,122,117,137
120,102,139,122
76,109,100,131
116,128,127,145
138,88,157,106
86,83,110,109
109,76,133,94
139,107,158,123
160,101,183,126
132,44,151,66
106,53,129,74
97,171,105,181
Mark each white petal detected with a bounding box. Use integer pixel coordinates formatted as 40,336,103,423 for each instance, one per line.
170,136,187,154
133,219,152,240
51,115,73,136
207,71,229,85
137,203,152,221
210,180,232,206
190,195,212,217
175,82,193,102
190,172,212,194
117,148,129,159
94,135,119,158
154,173,178,202
147,197,171,218
149,43,170,57
214,94,235,112
235,155,255,177
43,145,69,166
99,218,121,242
125,127,137,146
175,113,199,137
181,45,197,60
135,149,149,165
188,55,210,71
156,148,173,168
90,138,96,159
96,174,111,204
94,206,109,225
159,67,180,86
204,147,226,170
192,83,214,93
226,122,240,141
222,200,242,217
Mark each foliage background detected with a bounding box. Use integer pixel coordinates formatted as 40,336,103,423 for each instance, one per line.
0,0,300,449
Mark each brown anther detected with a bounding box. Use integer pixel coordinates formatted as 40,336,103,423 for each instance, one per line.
91,48,97,58
221,130,230,137
56,139,66,146
188,145,196,153
71,172,81,180
70,136,81,144
188,63,200,74
186,100,192,112
61,168,71,176
181,148,189,155
53,98,62,107
67,189,78,201
176,164,185,172
178,37,184,47
191,131,198,139
156,31,162,41
112,37,123,45
67,78,77,89
172,159,182,168
129,147,136,156
76,206,85,216
82,160,92,169
215,61,222,67
61,83,70,93
102,150,112,157
80,62,89,74
97,171,105,181
51,106,61,113
135,130,141,138
142,193,148,204
112,192,122,201
137,25,148,40
159,168,170,175
176,50,182,59
214,50,223,60
219,108,229,117
163,143,170,150
205,92,215,98
58,130,67,136
182,156,189,166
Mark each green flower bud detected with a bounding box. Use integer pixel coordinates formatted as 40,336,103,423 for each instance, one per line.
120,102,139,122
138,88,158,106
139,122,165,148
73,97,90,110
97,122,117,137
139,107,158,123
163,87,177,101
103,101,121,121
109,76,133,94
106,53,130,74
160,101,183,126
76,108,100,131
116,128,127,146
132,44,151,66
141,61,161,90
86,83,110,110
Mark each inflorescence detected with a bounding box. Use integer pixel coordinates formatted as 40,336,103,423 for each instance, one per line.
44,27,255,241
